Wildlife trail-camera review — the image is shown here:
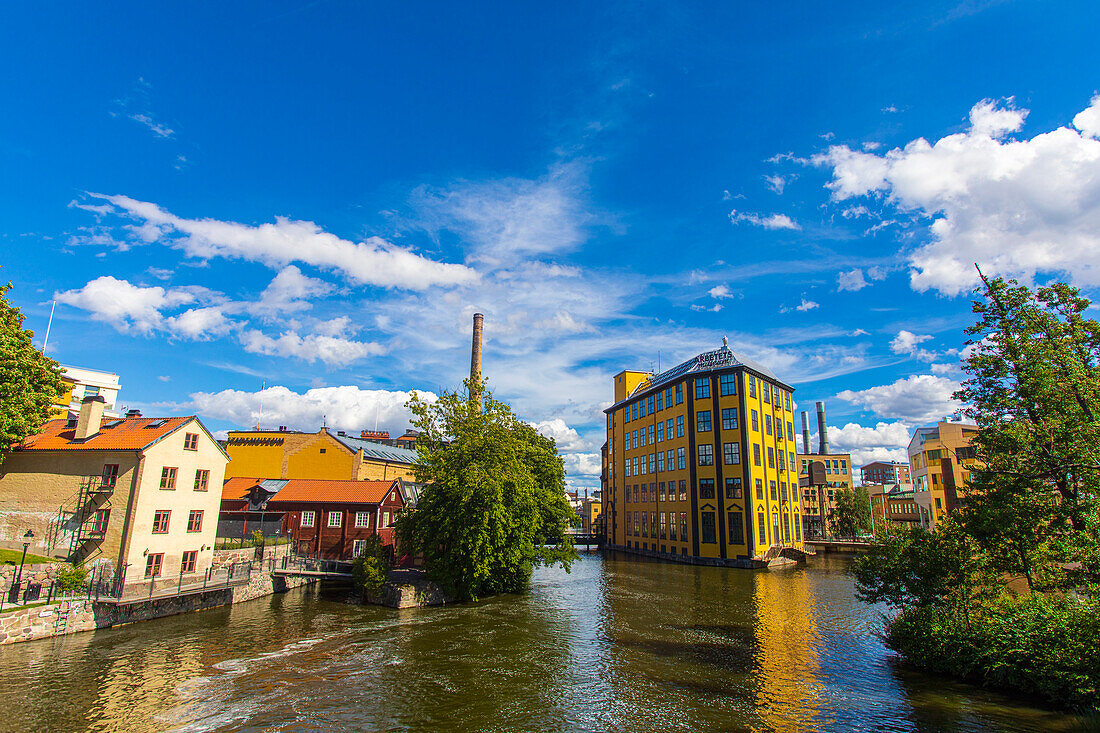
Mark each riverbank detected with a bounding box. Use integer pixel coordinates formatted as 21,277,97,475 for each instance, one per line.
0,548,315,646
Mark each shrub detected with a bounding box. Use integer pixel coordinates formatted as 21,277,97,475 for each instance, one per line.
886,594,1100,710
351,535,391,597
54,562,88,592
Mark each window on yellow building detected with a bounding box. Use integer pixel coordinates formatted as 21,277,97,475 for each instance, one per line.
701,511,716,543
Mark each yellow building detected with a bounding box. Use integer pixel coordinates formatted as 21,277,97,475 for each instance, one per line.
909,420,980,528
0,397,228,587
224,427,417,483
604,339,805,567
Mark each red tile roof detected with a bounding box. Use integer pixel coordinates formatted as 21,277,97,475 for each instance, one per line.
18,416,195,452
221,477,399,505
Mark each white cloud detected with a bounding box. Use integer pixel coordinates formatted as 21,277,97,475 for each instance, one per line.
817,421,912,469
531,418,596,452
691,303,723,313
889,330,935,361
250,265,333,316
837,268,869,291
867,266,887,281
129,113,174,138
80,194,476,290
411,161,594,264
708,284,735,299
164,307,233,340
837,374,962,423
814,96,1100,295
796,298,819,311
764,174,795,194
562,452,602,486
55,275,202,335
190,384,434,436
729,210,801,230
239,328,384,367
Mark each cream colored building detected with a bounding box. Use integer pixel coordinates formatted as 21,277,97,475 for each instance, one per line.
0,396,228,587
908,420,980,529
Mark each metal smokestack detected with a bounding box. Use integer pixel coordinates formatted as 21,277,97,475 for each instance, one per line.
470,312,484,405
801,411,811,455
816,401,830,455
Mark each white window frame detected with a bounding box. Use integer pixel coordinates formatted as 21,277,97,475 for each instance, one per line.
300,511,316,528
328,511,343,528
355,511,371,528
353,539,369,557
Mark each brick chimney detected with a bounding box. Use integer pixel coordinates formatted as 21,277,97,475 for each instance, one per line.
470,312,484,405
75,395,106,440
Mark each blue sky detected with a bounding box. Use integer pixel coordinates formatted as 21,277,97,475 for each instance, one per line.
3,1,1100,488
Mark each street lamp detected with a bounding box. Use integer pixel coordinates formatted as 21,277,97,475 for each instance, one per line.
15,529,34,588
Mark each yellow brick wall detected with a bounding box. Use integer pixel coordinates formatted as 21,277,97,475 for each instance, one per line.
0,449,139,562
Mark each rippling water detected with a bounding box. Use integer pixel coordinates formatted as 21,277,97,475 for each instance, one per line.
0,553,1087,732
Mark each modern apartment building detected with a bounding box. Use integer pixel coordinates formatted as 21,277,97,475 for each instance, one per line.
604,339,805,567
860,460,911,486
908,420,980,529
0,396,228,587
224,427,417,482
52,364,122,419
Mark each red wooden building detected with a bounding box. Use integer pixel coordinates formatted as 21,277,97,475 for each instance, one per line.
219,477,411,560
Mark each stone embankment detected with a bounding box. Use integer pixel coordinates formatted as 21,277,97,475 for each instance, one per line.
363,569,451,608
0,548,312,646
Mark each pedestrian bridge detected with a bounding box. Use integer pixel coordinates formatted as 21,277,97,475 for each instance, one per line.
272,556,354,579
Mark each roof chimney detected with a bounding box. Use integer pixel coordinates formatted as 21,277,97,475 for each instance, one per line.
801,411,811,455
126,408,142,418
470,312,484,407
816,401,830,455
75,395,105,440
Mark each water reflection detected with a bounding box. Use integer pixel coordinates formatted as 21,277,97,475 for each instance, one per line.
0,553,1088,732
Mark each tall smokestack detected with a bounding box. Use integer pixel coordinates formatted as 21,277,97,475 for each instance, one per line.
470,312,484,405
801,411,811,455
816,401,830,455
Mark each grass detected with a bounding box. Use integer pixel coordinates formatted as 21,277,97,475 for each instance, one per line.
0,549,59,566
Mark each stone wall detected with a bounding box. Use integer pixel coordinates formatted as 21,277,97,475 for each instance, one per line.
0,568,315,646
209,544,292,570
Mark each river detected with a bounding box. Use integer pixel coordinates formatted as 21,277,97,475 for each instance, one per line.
0,552,1087,732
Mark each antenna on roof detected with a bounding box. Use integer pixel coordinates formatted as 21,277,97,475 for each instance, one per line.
41,300,56,353
256,380,265,430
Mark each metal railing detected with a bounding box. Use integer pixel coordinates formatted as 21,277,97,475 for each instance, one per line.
0,560,259,612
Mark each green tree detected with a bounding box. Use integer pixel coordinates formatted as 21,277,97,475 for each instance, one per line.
0,282,64,466
351,534,390,597
852,519,993,619
829,486,871,539
956,272,1100,590
394,382,577,601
